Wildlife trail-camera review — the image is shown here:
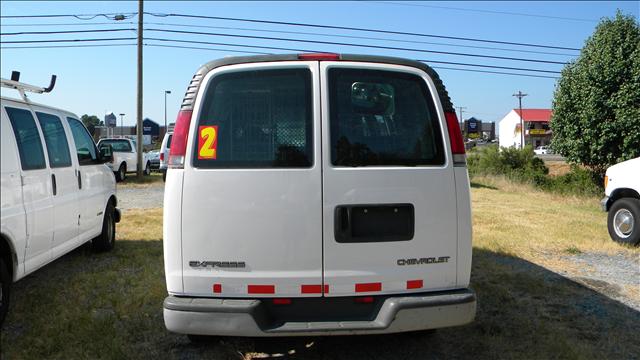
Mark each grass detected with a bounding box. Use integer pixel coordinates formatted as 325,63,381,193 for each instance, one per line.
1,183,639,359
117,172,163,188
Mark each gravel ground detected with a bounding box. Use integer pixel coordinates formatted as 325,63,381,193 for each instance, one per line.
561,252,640,311
116,183,165,209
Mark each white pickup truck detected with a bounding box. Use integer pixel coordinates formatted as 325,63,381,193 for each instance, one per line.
97,138,151,181
601,157,640,245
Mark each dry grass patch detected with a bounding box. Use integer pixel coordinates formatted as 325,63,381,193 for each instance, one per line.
471,175,637,257
117,208,163,241
545,160,572,177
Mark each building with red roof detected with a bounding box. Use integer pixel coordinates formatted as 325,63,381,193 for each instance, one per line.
498,108,553,149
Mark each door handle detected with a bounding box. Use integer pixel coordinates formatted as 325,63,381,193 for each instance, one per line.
77,170,82,189
51,174,57,196
334,206,352,241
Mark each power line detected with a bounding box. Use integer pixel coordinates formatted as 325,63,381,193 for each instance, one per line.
145,28,568,65
1,29,136,36
146,12,581,51
0,13,137,20
145,43,270,55
142,38,559,79
0,37,137,44
416,59,559,74
1,43,137,49
143,21,576,57
0,21,136,27
433,66,557,79
368,1,597,23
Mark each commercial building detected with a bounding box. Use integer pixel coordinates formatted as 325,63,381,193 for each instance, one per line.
498,109,552,149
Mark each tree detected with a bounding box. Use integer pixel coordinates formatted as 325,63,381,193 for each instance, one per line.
551,12,640,175
81,114,103,136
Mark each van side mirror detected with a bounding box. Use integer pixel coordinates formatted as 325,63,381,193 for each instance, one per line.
98,144,113,163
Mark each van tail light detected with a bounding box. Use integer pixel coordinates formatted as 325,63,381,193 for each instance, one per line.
298,53,340,61
159,152,164,161
445,111,466,166
168,110,193,169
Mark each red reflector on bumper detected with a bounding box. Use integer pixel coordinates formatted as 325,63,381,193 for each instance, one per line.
406,280,423,289
212,284,222,293
248,285,275,294
355,282,382,292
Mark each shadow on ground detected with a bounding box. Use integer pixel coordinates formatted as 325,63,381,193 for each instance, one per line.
2,242,638,359
470,182,498,190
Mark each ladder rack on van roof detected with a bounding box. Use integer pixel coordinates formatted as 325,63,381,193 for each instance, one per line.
1,71,57,102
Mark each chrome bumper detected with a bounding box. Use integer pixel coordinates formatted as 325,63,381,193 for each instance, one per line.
163,289,476,337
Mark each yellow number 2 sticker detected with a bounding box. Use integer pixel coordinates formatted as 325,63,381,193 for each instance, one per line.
198,125,218,159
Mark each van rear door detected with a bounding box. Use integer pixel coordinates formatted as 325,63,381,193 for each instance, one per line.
320,62,458,296
181,62,323,297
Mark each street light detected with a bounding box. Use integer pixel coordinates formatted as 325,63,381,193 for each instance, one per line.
119,113,125,136
164,90,171,134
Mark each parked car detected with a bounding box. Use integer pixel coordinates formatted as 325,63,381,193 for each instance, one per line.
162,54,476,339
601,157,640,245
148,150,160,171
1,74,120,325
97,137,151,181
534,145,552,155
159,132,172,181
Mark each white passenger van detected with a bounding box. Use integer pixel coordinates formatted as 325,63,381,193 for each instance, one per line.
163,54,475,337
0,73,120,325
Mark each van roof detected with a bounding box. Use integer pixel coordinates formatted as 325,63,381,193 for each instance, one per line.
180,53,454,113
1,95,79,118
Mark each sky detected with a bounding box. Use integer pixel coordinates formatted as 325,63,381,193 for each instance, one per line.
1,1,638,128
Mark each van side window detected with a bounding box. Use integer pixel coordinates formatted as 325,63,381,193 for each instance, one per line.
193,68,313,168
35,112,72,168
328,68,445,167
5,107,47,170
67,117,98,165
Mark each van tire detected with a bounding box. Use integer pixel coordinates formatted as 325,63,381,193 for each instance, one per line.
607,197,640,246
116,163,126,182
144,162,151,176
162,170,167,182
0,257,10,326
93,202,116,252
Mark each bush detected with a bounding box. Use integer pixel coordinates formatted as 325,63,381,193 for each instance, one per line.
542,165,602,197
468,145,603,197
468,145,548,185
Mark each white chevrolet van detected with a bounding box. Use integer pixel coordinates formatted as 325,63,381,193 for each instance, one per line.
163,54,475,337
0,74,120,325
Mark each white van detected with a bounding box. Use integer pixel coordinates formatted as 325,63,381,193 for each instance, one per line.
159,131,172,181
163,54,475,337
0,74,120,325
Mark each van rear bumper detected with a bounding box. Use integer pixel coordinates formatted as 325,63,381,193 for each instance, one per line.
163,288,476,336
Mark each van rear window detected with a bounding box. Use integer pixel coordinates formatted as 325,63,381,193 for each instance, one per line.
328,68,445,167
192,68,313,168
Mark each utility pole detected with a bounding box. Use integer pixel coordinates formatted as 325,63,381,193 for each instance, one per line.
457,106,467,137
512,91,528,149
119,113,125,136
136,0,144,177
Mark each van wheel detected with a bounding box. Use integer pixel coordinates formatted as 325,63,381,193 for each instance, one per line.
0,257,10,326
144,162,151,176
116,163,126,182
607,198,640,245
93,202,116,252
162,170,167,182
